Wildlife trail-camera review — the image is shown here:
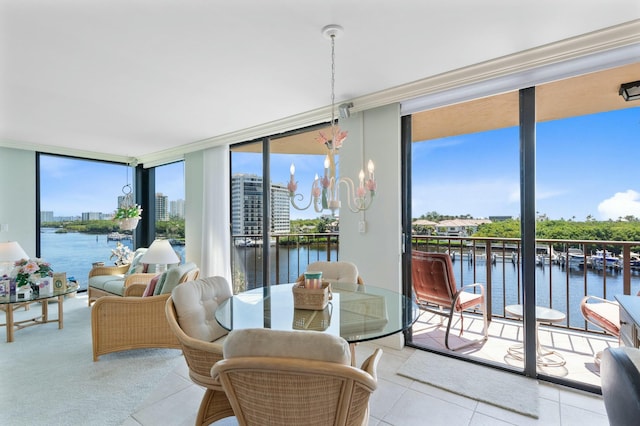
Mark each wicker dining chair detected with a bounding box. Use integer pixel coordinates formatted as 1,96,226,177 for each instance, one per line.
212,328,382,426
165,276,234,426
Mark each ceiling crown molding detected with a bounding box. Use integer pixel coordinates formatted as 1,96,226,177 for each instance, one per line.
0,138,134,164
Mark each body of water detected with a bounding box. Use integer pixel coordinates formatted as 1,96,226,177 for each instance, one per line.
40,228,185,291
233,245,339,289
39,229,639,331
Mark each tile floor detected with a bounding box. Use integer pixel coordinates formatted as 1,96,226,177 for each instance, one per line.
124,340,609,426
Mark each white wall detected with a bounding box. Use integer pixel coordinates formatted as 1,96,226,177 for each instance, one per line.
339,104,404,349
0,147,37,256
184,151,204,266
339,103,402,292
184,147,232,281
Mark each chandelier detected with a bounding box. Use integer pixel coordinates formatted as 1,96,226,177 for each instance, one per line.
288,24,376,216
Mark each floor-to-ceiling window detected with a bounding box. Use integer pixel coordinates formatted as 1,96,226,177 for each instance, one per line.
229,124,343,291
230,139,266,290
407,90,524,375
406,62,640,391
38,154,133,291
154,161,186,263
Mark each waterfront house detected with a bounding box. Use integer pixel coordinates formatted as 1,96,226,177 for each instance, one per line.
434,219,492,237
1,3,639,424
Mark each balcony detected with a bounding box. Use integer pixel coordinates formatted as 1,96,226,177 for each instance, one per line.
231,233,639,388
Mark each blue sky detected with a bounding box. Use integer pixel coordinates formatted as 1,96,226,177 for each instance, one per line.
40,158,184,217
41,106,639,221
410,107,640,221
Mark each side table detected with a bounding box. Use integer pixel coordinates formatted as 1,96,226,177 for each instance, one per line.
615,295,640,348
0,285,78,342
505,304,566,367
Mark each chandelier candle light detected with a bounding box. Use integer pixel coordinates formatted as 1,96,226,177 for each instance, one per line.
288,24,376,215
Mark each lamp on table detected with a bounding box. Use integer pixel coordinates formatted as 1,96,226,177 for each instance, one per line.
140,239,180,274
0,241,29,276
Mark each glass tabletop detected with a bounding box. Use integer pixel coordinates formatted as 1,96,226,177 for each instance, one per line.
0,284,79,305
215,282,419,344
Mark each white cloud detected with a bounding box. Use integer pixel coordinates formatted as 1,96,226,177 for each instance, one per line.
597,190,640,220
537,188,567,201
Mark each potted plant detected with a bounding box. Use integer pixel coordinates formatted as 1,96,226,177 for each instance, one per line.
114,204,143,231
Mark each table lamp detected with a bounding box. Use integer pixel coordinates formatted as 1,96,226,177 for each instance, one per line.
0,241,29,276
140,239,180,274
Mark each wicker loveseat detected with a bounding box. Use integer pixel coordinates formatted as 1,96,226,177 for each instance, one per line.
87,248,159,306
91,261,199,361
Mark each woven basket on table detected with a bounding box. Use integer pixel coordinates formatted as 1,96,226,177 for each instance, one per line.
292,281,332,310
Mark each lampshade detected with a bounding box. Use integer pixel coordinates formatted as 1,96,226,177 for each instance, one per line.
140,240,180,267
0,241,29,262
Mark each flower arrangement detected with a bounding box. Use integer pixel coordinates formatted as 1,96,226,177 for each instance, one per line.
114,204,142,220
11,258,53,288
110,242,134,266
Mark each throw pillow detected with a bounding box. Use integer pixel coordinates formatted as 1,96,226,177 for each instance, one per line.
125,250,146,276
142,275,161,297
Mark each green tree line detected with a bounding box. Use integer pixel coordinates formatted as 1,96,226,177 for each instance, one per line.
42,219,186,240
473,219,640,242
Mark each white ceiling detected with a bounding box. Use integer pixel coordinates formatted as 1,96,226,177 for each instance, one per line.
2,1,639,163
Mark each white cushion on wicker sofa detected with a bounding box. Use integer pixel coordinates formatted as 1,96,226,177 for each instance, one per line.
88,248,157,296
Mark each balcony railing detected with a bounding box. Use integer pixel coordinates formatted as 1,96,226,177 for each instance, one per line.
231,233,640,336
231,233,340,292
413,235,640,335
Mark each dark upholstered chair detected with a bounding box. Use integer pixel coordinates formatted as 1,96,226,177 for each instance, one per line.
601,347,640,426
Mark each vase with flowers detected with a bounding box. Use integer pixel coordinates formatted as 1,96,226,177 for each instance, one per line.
10,258,53,295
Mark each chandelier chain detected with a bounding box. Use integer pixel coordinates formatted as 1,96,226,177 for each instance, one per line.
287,24,376,215
330,33,336,137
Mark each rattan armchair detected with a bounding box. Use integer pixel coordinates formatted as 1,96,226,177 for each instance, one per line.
91,262,199,361
212,328,382,426
165,276,234,426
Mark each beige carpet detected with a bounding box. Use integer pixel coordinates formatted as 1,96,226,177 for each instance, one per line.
0,294,183,426
397,350,539,418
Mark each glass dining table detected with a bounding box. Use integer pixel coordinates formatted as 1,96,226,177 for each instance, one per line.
215,282,419,360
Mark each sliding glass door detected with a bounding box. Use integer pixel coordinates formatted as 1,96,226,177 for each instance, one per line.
405,61,640,391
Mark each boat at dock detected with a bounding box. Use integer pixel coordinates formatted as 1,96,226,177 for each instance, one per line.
590,250,618,271
535,246,558,266
558,247,585,269
107,232,132,241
